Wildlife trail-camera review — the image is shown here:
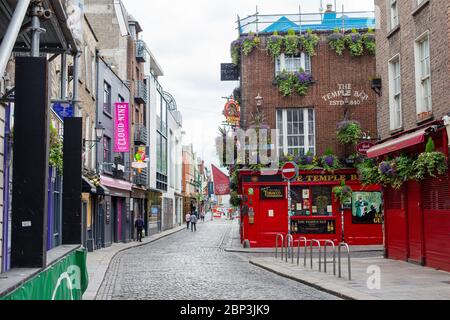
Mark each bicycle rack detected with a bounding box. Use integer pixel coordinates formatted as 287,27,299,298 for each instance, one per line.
296,237,308,267
275,234,284,260
285,234,294,263
310,240,322,272
323,240,336,275
338,242,352,280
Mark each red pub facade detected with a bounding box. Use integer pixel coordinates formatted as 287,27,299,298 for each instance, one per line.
238,169,383,248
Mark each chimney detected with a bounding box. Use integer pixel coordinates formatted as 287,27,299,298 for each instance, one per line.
326,4,334,12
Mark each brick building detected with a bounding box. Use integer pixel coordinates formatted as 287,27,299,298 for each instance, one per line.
228,7,383,247
369,0,450,271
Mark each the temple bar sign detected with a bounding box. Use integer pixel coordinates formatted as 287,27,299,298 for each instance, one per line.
221,63,239,81
322,84,369,106
297,174,359,183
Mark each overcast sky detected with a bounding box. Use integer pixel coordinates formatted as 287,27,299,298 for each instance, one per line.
121,0,375,169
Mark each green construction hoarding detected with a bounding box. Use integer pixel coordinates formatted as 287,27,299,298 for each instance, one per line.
0,249,89,300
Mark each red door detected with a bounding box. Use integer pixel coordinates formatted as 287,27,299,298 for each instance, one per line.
385,187,408,260
407,181,424,264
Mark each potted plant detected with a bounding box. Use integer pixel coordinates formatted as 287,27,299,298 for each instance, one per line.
337,120,363,146
267,31,284,60
333,180,353,205
320,148,342,172
362,28,376,55
242,32,260,56
230,38,242,65
300,29,320,56
284,29,300,55
414,138,448,180
345,28,364,57
357,159,381,186
298,152,318,170
328,28,346,55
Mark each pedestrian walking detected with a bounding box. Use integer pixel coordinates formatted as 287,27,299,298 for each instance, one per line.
190,212,198,232
201,212,205,223
185,212,191,230
135,215,145,243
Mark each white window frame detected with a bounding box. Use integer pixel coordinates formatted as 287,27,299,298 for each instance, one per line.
275,53,311,76
388,54,402,130
390,0,399,30
414,31,432,116
276,108,316,157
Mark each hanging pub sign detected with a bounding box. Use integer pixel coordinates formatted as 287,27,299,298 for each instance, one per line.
260,186,285,200
224,99,241,127
356,141,375,156
52,102,74,119
132,146,149,170
221,63,239,81
322,83,369,107
352,192,383,225
114,102,130,153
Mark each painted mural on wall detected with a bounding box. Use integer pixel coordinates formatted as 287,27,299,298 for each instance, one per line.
351,192,383,224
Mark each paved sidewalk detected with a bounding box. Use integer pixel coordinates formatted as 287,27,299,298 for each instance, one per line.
250,255,450,300
83,225,185,300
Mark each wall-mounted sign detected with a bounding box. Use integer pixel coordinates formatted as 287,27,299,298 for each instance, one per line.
221,63,239,81
260,186,285,200
52,102,74,119
224,99,241,127
356,142,375,156
322,83,369,107
132,146,149,170
114,102,130,153
292,220,336,234
352,192,383,225
296,174,359,183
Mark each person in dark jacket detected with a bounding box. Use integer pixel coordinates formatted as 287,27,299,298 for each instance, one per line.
135,215,145,242
190,213,198,232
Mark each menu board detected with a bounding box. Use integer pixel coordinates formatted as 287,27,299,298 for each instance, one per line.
291,220,336,234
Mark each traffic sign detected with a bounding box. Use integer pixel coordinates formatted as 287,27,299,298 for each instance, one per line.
281,162,298,181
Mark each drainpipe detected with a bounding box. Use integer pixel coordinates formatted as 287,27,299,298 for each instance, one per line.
2,103,11,273
0,0,31,76
72,52,81,117
443,115,450,147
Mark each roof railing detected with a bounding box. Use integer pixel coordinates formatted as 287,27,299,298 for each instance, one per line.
236,8,375,36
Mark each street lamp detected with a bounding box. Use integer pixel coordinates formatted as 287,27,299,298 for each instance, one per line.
84,123,105,150
255,93,263,113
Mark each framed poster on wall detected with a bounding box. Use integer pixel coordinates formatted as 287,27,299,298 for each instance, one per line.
352,192,383,224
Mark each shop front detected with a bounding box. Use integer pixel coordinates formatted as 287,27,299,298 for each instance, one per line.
367,122,450,272
239,169,383,248
100,175,132,244
132,187,147,240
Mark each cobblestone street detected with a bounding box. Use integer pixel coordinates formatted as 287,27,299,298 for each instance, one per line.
96,219,340,300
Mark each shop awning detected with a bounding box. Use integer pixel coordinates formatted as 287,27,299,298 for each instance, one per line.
82,176,97,194
96,184,110,196
367,127,430,158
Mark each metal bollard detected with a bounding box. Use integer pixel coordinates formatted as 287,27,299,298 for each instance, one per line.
275,234,284,260
296,237,308,266
323,240,336,275
285,234,294,263
338,243,352,280
310,240,322,271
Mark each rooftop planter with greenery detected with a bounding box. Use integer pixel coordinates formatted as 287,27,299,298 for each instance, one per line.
328,28,376,57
